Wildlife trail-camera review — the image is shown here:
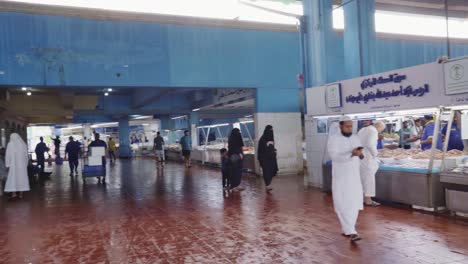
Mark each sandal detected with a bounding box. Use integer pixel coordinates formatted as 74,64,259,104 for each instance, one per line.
365,201,380,207
350,234,362,242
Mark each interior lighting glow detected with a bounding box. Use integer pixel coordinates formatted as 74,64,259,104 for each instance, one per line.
107,88,113,92
171,115,186,120
104,92,109,96
333,7,468,39
192,108,200,112
26,92,32,96
21,87,27,91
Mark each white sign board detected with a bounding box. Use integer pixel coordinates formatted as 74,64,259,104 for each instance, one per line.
445,57,468,95
307,62,446,116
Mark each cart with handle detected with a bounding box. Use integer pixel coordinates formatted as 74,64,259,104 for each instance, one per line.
81,146,106,183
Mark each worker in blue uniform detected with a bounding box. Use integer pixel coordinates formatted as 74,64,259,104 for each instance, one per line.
420,115,443,151
441,116,464,151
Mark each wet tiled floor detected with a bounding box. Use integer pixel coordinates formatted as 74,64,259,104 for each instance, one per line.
1,159,468,264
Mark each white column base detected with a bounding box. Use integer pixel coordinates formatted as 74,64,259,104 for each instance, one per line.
255,112,303,175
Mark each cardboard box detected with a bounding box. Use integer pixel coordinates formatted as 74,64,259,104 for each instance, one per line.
90,147,106,157
88,156,103,166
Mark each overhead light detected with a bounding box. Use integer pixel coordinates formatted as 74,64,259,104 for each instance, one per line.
123,65,129,68
142,123,149,126
244,115,253,118
240,120,254,124
90,122,118,128
132,115,152,120
107,88,113,92
62,125,83,130
171,115,186,120
26,92,32,96
22,87,27,91
104,92,109,96
192,108,200,112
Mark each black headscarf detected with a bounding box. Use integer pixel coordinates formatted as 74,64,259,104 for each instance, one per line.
228,128,244,155
262,125,274,142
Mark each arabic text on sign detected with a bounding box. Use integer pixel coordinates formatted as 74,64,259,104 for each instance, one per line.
346,84,429,104
360,74,407,90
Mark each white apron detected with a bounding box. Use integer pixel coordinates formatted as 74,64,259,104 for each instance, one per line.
327,131,364,235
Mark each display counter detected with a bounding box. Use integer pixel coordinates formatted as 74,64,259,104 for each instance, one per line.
440,171,468,215
322,163,445,209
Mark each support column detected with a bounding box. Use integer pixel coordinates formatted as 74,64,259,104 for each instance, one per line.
343,0,376,78
118,119,132,158
83,123,92,141
190,112,199,149
255,88,302,175
303,0,341,86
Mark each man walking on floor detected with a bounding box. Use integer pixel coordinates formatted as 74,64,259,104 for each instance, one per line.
327,116,364,242
65,136,81,176
358,121,385,206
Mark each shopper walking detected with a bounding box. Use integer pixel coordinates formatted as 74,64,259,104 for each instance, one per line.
65,136,81,176
228,128,244,192
358,121,385,206
35,137,50,174
154,132,165,168
327,117,364,242
51,136,61,159
108,137,117,164
258,125,278,192
180,130,192,168
4,133,30,199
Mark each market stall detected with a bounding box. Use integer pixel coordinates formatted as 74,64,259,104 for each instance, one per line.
193,119,256,172
306,57,468,211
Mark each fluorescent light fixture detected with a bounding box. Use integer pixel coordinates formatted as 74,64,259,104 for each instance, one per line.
198,123,230,129
107,88,113,92
240,120,254,124
244,115,253,118
446,105,468,111
21,87,27,91
142,123,149,126
104,92,109,96
26,92,32,96
171,115,186,120
90,122,118,128
62,125,83,130
132,115,152,120
192,108,200,112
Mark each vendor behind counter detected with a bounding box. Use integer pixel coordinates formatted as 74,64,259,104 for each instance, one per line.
420,115,443,151
441,114,464,151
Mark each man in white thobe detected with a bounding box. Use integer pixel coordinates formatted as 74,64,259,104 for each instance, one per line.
327,117,364,242
358,121,385,206
4,133,30,199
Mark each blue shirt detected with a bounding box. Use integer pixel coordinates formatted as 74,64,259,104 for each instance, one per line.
421,121,443,151
441,123,464,151
377,138,383,149
180,135,192,151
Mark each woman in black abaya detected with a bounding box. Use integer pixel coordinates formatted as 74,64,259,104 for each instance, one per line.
257,125,278,192
228,128,244,191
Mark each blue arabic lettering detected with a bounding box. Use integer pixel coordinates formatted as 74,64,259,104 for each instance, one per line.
346,84,429,104
360,73,407,90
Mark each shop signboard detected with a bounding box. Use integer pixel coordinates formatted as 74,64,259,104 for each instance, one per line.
444,57,468,95
307,62,445,115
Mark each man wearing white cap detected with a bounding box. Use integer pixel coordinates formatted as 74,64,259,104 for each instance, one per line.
358,121,386,206
327,116,364,242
